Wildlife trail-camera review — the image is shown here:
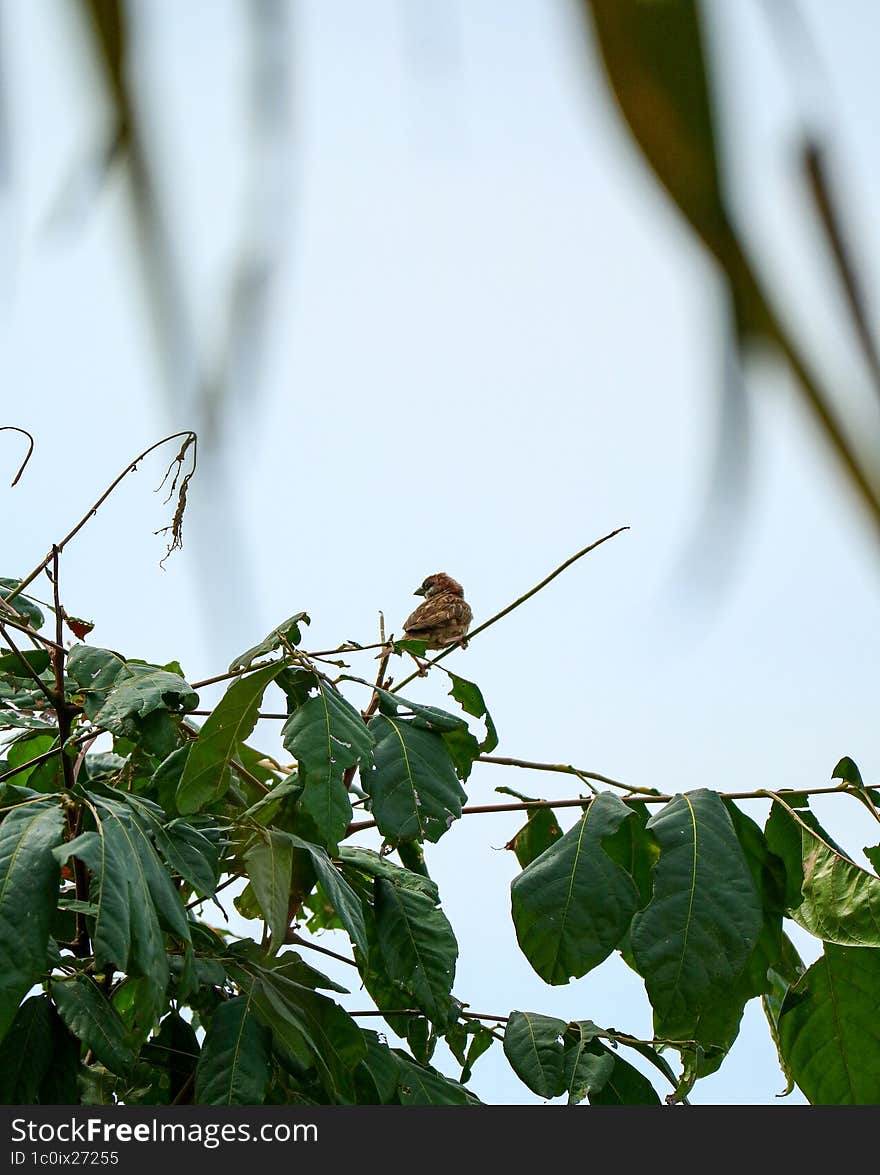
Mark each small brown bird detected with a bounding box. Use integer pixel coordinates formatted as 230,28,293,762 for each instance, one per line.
403,573,473,650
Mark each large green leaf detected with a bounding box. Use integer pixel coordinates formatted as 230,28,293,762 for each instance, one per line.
503,1010,567,1099
511,792,640,984
562,1021,660,1105
339,846,439,900
244,830,293,954
0,800,64,1039
176,662,285,814
56,828,134,977
630,789,762,1038
394,1051,474,1105
68,645,198,737
195,994,272,1104
374,878,457,1027
364,715,466,843
228,958,365,1100
282,677,373,852
766,798,880,946
373,688,480,783
680,802,787,1078
286,834,368,957
778,943,880,1104
52,976,137,1076
0,648,51,680
0,995,54,1103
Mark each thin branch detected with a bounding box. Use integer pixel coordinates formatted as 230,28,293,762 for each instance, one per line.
477,755,656,797
391,528,630,693
0,732,95,786
6,431,197,604
0,615,65,652
286,932,359,968
345,783,869,834
1,426,35,487
185,872,241,911
0,622,59,708
188,643,389,692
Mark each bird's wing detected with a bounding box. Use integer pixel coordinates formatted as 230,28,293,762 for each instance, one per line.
404,594,472,635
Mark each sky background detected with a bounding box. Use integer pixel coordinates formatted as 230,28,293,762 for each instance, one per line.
4,0,880,1104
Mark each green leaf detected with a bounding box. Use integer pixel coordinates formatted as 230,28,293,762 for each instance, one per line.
244,831,293,954
585,1,731,274
0,648,51,679
0,580,45,629
503,1010,567,1099
778,943,880,1104
560,1020,609,1104
357,1030,403,1103
56,828,134,977
141,1012,200,1104
832,756,864,787
229,959,366,1099
0,800,64,1039
680,803,787,1078
505,806,564,869
195,994,272,1104
4,732,57,787
282,677,373,852
630,789,762,1039
560,1022,661,1105
286,834,368,957
339,846,439,901
766,799,880,946
446,672,498,754
511,793,640,984
0,995,54,1103
176,663,286,814
228,612,310,674
374,878,457,1026
39,1003,81,1104
152,819,219,896
394,1052,474,1105
68,645,197,731
52,976,137,1076
364,715,466,843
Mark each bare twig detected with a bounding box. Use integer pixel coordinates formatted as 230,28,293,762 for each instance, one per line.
391,528,630,693
286,932,359,968
477,755,655,796
6,431,198,604
1,426,35,487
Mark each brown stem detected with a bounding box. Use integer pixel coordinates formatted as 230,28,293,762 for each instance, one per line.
0,615,65,652
345,783,867,834
477,755,654,796
286,932,359,968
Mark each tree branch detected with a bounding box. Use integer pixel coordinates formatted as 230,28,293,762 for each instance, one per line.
391,527,629,693
5,431,197,604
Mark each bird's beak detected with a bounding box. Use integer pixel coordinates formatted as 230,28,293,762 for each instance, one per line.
413,586,426,597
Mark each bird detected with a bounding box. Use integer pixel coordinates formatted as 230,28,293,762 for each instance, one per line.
403,573,473,650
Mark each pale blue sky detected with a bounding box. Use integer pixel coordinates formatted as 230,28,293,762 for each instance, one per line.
4,0,880,1104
